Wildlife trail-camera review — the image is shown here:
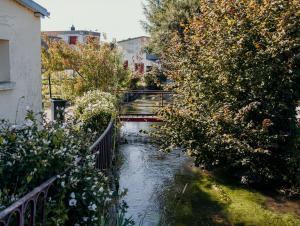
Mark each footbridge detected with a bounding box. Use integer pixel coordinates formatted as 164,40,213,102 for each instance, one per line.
116,90,173,122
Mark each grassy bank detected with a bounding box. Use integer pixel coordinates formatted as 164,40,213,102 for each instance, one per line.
160,166,300,226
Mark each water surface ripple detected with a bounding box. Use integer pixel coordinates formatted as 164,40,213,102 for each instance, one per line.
119,122,188,226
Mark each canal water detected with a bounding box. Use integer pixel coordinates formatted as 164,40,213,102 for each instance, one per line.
118,95,190,225
119,122,189,225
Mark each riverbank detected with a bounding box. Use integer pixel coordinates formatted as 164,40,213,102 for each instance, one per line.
160,166,300,226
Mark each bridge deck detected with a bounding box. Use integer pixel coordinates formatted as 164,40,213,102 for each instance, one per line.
119,114,163,122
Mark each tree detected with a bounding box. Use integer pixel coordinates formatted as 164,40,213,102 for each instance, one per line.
144,65,166,90
149,0,300,189
143,0,200,56
42,37,129,100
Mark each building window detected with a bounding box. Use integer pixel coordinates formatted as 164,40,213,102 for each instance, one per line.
0,39,10,83
69,36,78,45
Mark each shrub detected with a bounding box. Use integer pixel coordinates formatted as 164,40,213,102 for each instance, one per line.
150,0,300,189
0,110,131,225
73,90,118,134
144,66,166,90
0,111,85,207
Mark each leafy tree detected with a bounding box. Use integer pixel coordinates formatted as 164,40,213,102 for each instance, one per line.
150,0,300,189
144,65,166,89
42,37,129,100
143,0,200,56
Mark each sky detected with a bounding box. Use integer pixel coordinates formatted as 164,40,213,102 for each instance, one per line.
35,0,148,41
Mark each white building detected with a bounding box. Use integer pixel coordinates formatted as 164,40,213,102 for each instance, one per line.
117,36,158,74
0,0,49,123
43,26,101,45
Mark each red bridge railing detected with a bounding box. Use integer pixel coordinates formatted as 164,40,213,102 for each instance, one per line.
0,119,115,226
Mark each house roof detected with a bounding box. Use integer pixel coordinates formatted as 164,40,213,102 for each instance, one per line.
117,36,150,43
14,0,50,17
43,30,101,37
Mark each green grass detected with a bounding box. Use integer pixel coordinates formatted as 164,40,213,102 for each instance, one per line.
160,167,300,226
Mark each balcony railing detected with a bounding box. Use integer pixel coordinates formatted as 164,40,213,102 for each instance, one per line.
0,119,115,226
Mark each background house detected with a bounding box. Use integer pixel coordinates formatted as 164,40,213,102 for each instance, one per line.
0,0,49,123
43,25,101,45
117,36,158,74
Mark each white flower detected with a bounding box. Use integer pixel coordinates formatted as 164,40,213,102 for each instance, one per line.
88,203,97,211
70,192,75,199
99,187,104,192
92,216,98,221
241,176,248,184
25,119,34,127
10,125,21,130
82,217,89,222
61,181,65,187
10,195,17,202
42,139,50,145
75,156,81,164
82,192,86,200
75,224,80,226
69,198,77,207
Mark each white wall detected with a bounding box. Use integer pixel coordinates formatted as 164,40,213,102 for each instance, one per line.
0,0,42,123
118,37,155,72
56,34,99,45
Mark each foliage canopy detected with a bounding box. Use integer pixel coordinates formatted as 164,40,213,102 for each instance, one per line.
147,0,300,189
42,37,129,100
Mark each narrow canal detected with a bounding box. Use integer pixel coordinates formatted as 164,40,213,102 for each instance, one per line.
119,122,189,225
118,95,190,225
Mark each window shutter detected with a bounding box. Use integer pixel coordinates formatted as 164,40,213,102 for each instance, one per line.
139,63,144,74
69,36,78,45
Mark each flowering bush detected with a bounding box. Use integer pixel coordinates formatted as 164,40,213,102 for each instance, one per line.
74,90,118,134
0,111,83,207
0,110,131,225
